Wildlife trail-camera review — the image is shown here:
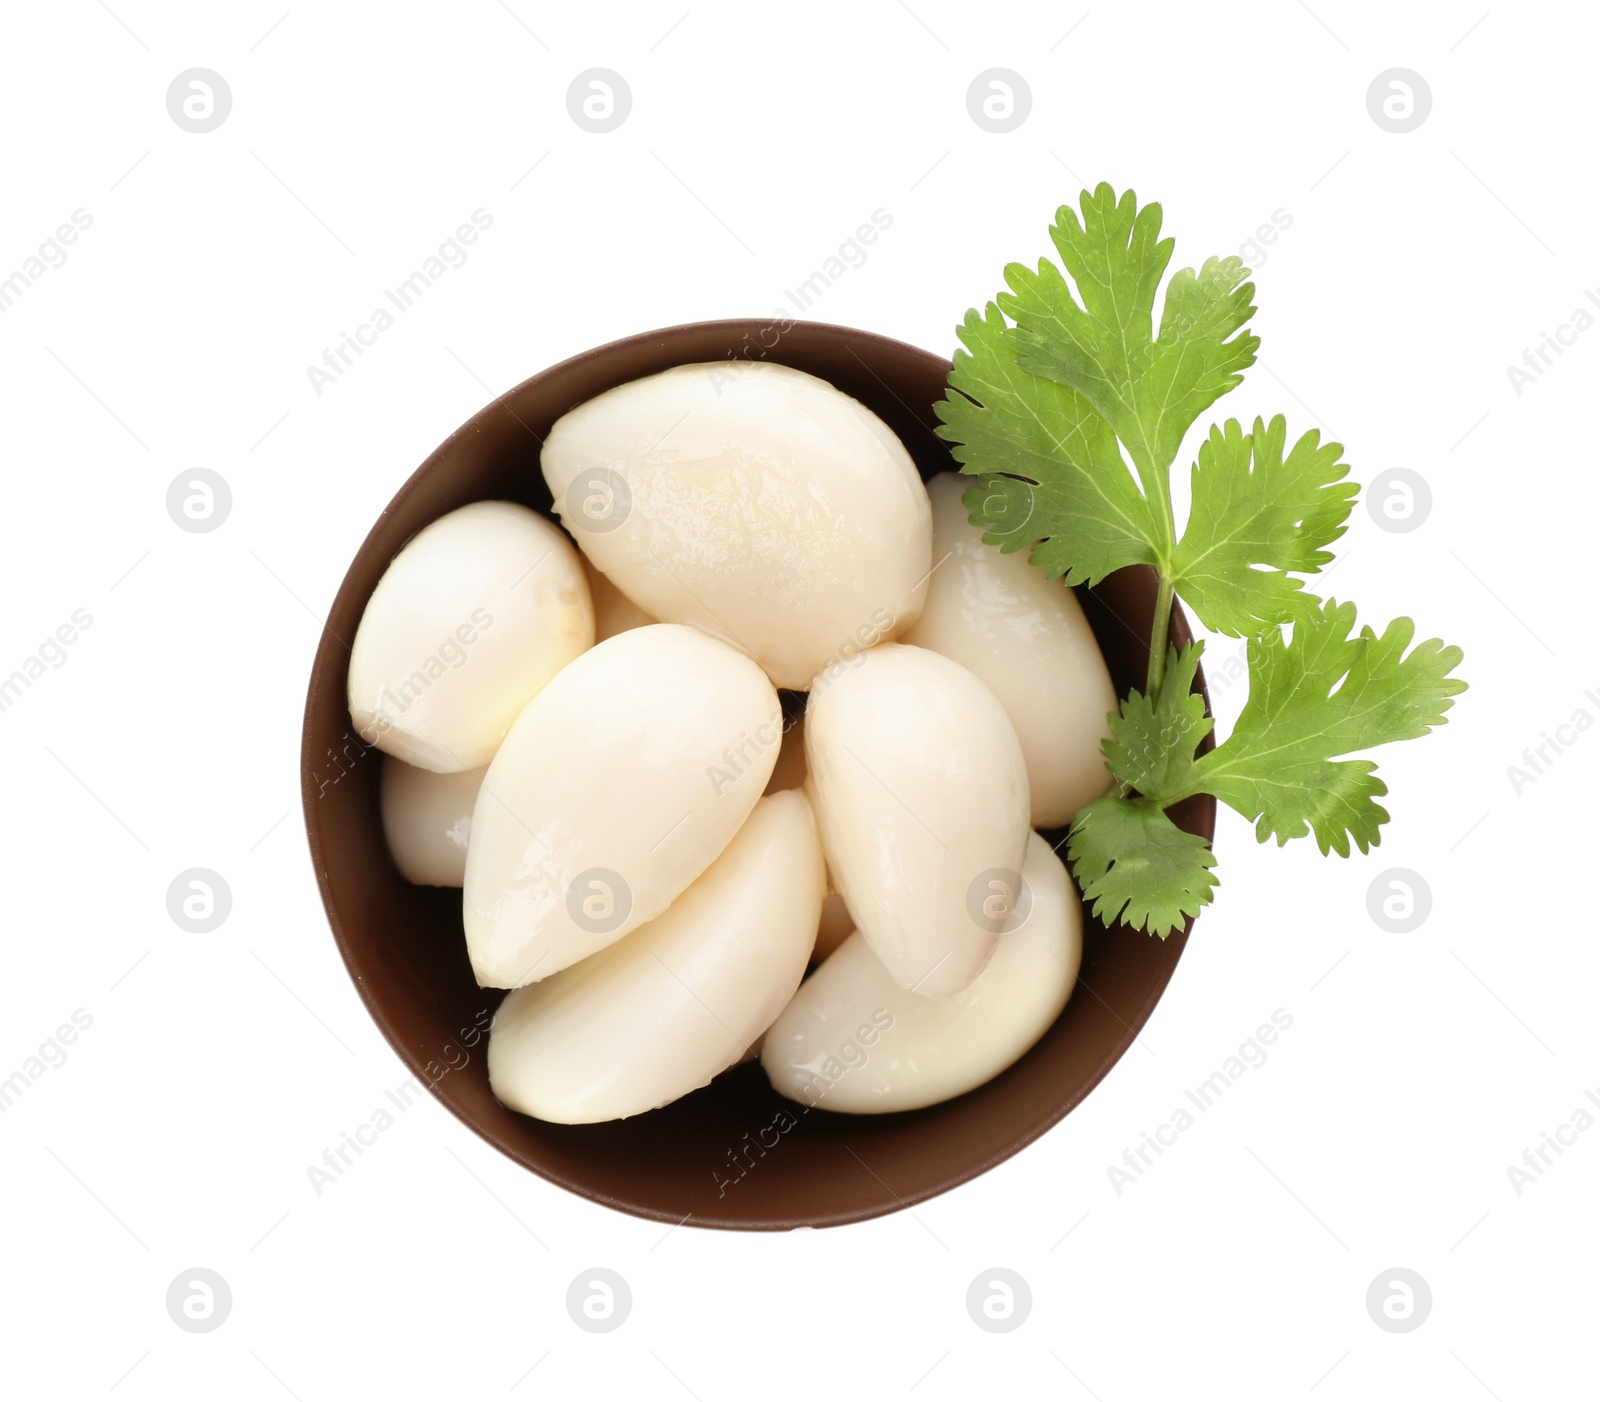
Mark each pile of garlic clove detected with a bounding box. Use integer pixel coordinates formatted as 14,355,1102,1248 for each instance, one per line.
353,360,1117,1122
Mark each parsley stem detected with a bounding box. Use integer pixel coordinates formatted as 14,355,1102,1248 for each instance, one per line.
1146,573,1174,695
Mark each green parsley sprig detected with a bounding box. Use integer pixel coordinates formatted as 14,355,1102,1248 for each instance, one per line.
935,184,1467,937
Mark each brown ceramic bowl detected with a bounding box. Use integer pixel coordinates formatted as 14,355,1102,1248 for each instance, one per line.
301,319,1214,1231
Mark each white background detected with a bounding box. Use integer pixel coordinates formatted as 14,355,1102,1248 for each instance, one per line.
1,1,1594,1396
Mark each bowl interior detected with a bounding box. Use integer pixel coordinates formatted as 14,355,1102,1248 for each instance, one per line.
301,319,1214,1230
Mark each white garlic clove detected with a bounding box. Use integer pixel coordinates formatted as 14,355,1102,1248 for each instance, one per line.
905,473,1117,828
489,790,825,1123
804,643,1029,996
348,501,592,772
582,556,654,641
762,831,1081,1113
379,756,482,887
540,361,932,689
464,623,784,988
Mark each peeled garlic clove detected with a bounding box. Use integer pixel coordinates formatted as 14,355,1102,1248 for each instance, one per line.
489,790,825,1123
464,623,784,988
348,501,592,772
379,756,481,886
805,643,1029,996
762,831,1081,1113
905,473,1117,828
541,361,932,689
582,557,654,641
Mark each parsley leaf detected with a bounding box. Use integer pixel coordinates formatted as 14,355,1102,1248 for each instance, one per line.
1001,184,1258,494
1171,416,1358,637
1193,600,1467,854
1101,637,1212,797
934,303,1160,587
939,186,1353,647
1075,609,1465,935
1102,604,1466,881
1067,794,1219,937
939,183,1468,939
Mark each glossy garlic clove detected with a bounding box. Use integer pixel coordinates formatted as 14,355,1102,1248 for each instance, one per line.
540,361,932,689
464,624,783,988
905,473,1117,828
379,756,481,887
347,501,592,772
761,831,1082,1113
804,642,1029,996
489,790,826,1123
